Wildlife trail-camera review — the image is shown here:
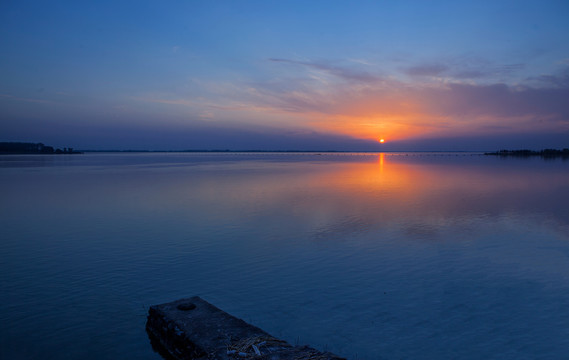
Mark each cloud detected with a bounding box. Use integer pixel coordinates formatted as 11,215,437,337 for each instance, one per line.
0,93,54,104
499,63,525,73
400,56,526,82
244,71,569,121
526,67,569,88
264,58,569,119
348,58,375,66
432,82,569,121
451,70,486,79
268,58,382,83
404,64,448,77
133,56,569,149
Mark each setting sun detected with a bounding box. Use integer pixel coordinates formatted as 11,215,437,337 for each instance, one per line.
379,138,385,143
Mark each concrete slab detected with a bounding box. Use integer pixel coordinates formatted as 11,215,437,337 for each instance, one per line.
146,296,345,360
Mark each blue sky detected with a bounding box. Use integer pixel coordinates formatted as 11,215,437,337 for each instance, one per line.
1,0,568,150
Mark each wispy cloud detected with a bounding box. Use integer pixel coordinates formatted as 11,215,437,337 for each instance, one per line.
526,67,569,88
265,59,568,138
0,93,54,104
348,58,375,66
135,57,569,143
452,70,486,79
400,56,526,82
404,64,449,77
268,58,383,83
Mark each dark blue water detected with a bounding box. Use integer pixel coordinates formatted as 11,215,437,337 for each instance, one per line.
1,152,568,359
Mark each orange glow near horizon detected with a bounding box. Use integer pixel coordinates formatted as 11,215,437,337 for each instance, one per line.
239,90,450,143
308,113,430,143
239,91,555,145
305,110,553,145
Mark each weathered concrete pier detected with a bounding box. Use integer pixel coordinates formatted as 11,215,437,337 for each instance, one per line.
146,296,345,360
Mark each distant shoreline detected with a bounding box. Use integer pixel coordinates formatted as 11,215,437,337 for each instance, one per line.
484,149,569,158
0,142,82,154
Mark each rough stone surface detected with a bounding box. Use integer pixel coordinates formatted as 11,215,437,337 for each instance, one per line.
146,296,345,360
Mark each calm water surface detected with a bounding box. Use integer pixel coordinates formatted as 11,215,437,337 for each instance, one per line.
1,152,568,359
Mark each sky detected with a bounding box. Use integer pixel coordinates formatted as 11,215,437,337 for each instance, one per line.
1,0,568,151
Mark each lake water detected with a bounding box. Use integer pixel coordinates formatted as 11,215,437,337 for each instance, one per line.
1,152,568,359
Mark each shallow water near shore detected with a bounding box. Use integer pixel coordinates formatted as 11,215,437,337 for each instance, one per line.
1,152,569,359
